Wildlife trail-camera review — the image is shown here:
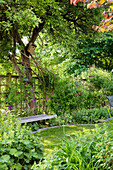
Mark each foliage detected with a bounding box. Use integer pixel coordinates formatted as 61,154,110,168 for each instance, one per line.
66,33,113,74
93,68,113,92
0,110,44,169
47,76,86,115
70,0,113,32
47,107,111,126
47,68,113,116
25,122,39,132
0,0,105,113
0,0,112,116
74,107,110,123
80,67,113,97
1,0,100,61
25,107,111,131
32,123,113,170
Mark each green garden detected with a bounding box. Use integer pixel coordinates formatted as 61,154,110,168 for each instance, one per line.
0,0,113,169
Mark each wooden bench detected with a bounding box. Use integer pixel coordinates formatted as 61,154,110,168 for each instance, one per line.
18,114,57,124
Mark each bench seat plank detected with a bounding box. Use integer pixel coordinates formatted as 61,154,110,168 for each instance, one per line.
18,114,57,123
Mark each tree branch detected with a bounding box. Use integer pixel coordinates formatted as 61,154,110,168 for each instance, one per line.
15,28,25,50
9,54,24,77
29,20,45,43
10,26,24,77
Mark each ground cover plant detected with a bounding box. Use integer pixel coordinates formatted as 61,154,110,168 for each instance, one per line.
44,107,111,127
73,107,111,124
32,120,113,170
0,110,44,170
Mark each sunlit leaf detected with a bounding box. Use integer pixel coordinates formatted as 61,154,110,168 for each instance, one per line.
108,24,113,29
104,21,111,26
98,0,106,5
87,2,98,9
70,0,113,32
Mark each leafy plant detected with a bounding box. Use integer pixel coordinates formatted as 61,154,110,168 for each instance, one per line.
26,122,39,131
44,107,111,127
32,124,113,170
74,107,110,124
0,110,44,169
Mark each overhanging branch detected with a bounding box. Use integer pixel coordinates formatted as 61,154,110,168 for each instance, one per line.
29,20,45,43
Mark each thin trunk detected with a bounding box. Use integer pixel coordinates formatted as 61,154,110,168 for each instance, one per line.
21,51,37,113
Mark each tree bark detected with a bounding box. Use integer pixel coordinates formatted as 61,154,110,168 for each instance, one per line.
10,21,46,113
20,21,46,113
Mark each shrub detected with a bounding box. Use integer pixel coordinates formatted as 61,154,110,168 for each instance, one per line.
48,76,89,116
0,110,44,170
74,107,109,124
81,68,113,96
32,123,113,170
48,68,113,117
26,122,39,131
45,107,110,127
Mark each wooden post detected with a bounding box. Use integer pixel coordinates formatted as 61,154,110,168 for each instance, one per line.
15,78,17,110
6,73,11,90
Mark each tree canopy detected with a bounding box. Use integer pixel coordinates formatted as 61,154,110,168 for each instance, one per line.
70,0,113,32
66,33,113,76
0,0,101,94
0,0,111,111
1,0,101,61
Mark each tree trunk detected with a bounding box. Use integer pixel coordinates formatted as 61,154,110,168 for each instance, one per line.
21,50,37,113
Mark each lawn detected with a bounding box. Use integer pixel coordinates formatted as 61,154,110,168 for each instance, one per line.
34,121,113,155
35,124,97,154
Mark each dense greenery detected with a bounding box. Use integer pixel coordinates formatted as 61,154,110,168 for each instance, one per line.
0,0,113,169
0,0,102,112
33,122,113,170
66,33,113,75
46,68,113,116
0,110,43,169
1,0,112,114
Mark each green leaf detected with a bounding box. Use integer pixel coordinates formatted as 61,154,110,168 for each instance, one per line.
0,164,8,170
0,0,6,4
0,155,10,163
23,140,30,145
9,148,23,157
13,163,22,170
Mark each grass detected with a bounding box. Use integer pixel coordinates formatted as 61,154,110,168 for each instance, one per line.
34,120,113,154
35,124,96,154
